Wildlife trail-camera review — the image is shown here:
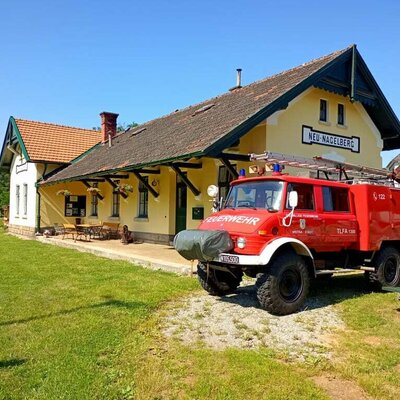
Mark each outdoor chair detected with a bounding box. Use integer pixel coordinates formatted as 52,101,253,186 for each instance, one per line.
102,222,120,239
74,225,90,242
62,223,77,240
89,223,104,240
54,223,65,236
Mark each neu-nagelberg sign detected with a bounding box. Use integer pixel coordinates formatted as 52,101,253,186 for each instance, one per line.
302,125,360,153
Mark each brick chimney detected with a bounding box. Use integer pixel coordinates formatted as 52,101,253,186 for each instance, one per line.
100,111,119,143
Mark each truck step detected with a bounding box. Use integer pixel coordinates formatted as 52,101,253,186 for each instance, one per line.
316,269,361,275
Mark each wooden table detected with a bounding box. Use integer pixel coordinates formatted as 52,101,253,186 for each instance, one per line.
76,224,103,240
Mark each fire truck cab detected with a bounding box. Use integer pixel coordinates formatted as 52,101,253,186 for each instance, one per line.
174,152,400,315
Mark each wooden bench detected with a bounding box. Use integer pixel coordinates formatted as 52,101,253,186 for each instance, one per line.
102,222,120,239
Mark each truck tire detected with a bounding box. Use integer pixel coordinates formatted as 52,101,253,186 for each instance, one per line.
197,262,243,296
256,253,310,315
372,247,400,288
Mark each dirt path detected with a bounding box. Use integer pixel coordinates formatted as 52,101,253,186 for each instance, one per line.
163,284,344,361
312,375,372,400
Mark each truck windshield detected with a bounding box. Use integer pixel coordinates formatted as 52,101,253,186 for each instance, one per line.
224,181,284,211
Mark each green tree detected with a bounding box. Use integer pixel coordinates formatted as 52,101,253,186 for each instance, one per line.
92,122,139,133
118,122,139,132
0,169,10,208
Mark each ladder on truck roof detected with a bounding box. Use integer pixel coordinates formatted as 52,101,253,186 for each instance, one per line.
249,151,394,182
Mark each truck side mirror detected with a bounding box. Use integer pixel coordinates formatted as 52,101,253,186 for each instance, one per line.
283,191,298,227
288,191,298,208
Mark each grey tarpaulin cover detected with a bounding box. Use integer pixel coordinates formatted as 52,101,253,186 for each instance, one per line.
173,229,233,261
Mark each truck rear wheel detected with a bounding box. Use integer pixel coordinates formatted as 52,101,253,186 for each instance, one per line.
197,262,243,296
373,247,400,288
256,253,310,315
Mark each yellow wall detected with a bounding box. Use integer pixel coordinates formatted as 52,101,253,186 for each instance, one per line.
265,88,382,168
39,88,383,240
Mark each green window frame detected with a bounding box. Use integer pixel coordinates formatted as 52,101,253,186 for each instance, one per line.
112,191,120,217
138,177,148,218
218,165,236,202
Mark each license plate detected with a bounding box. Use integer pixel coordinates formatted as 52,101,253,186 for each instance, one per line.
219,254,239,264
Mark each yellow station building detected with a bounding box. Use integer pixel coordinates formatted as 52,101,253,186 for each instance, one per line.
2,45,400,243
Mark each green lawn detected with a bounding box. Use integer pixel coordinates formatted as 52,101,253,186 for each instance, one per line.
1,228,400,399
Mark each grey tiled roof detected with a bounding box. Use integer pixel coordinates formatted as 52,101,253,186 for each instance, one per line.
44,46,351,184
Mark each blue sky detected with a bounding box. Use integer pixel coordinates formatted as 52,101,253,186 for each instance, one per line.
1,0,399,166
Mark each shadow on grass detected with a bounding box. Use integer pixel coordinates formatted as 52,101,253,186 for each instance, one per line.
218,273,378,311
0,359,27,368
0,297,146,327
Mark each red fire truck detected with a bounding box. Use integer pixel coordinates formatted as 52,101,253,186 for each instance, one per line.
174,152,400,315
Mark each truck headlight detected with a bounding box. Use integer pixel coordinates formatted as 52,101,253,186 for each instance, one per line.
237,237,246,249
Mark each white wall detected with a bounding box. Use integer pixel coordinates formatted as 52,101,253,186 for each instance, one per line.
9,155,38,229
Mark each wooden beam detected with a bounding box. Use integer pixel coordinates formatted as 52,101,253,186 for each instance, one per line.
134,169,161,174
172,162,202,169
81,180,104,200
169,164,201,196
350,45,357,102
220,158,239,179
217,153,251,161
101,174,130,179
104,177,128,199
82,178,105,182
132,172,159,198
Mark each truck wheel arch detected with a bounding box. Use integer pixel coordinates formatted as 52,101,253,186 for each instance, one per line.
260,237,315,275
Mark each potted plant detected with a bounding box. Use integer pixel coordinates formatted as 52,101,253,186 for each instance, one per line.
56,189,71,196
87,187,101,193
116,184,133,194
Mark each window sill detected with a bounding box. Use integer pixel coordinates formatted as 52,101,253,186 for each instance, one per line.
88,215,98,219
134,217,149,222
318,120,331,126
336,123,347,129
108,216,120,221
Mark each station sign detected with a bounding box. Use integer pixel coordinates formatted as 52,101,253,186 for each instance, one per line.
302,125,360,153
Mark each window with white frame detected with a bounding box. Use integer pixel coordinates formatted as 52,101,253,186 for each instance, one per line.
23,184,28,216
111,181,120,217
16,185,20,216
337,103,345,126
90,183,98,217
112,191,120,217
319,99,328,122
138,177,148,218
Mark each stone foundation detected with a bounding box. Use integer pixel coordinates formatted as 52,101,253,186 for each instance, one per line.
8,224,36,237
133,231,175,245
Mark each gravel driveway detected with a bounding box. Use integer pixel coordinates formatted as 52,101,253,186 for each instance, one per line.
163,282,345,361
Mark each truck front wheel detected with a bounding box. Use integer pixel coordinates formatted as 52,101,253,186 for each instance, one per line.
197,262,243,296
256,253,310,315
373,247,400,288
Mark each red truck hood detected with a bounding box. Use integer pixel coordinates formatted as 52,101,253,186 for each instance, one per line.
199,208,267,234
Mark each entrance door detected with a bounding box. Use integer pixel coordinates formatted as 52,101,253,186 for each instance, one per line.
175,175,187,233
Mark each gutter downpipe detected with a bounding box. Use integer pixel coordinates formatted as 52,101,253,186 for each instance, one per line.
35,163,48,234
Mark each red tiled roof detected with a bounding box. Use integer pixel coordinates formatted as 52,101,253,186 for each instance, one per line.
15,119,102,163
